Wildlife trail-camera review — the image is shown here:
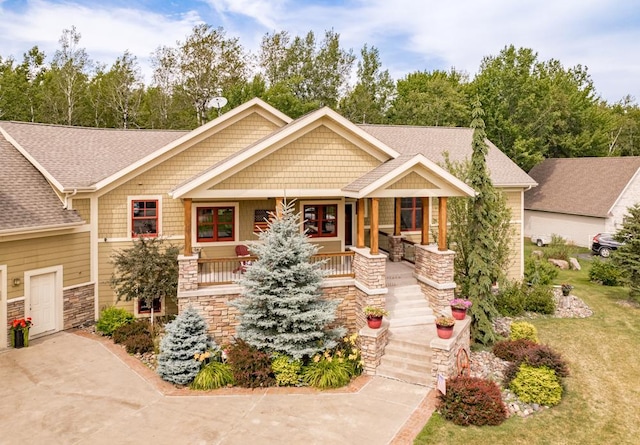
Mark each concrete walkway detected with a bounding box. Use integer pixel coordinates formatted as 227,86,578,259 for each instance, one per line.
1,331,435,444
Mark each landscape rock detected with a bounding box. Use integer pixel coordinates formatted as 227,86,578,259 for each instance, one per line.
531,250,544,259
548,258,569,269
569,257,581,270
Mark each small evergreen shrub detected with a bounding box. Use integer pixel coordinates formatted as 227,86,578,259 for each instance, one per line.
523,284,555,314
509,364,563,406
96,307,134,336
122,332,154,354
509,321,539,343
112,319,151,344
438,376,507,426
190,362,235,390
302,353,353,389
492,339,538,362
524,256,558,285
156,306,210,385
589,259,622,286
495,281,526,316
545,235,570,261
226,339,275,388
271,354,303,386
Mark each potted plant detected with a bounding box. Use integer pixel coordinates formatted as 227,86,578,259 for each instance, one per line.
10,317,32,348
450,298,472,320
435,315,455,339
364,306,388,329
561,283,573,296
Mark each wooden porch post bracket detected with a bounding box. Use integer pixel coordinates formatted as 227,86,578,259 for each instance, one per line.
184,198,192,256
371,198,379,255
438,197,447,251
357,198,365,248
421,197,430,245
394,197,401,237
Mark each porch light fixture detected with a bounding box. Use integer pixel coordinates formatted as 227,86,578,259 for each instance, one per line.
13,278,21,287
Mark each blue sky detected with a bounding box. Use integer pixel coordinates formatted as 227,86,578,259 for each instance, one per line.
1,0,639,103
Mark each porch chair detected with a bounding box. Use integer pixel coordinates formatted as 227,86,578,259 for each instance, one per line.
233,244,252,273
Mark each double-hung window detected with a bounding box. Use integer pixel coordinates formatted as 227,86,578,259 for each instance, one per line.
303,204,337,237
197,206,235,242
131,200,159,236
400,198,423,231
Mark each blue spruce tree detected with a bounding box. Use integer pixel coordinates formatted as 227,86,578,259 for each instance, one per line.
156,306,210,385
231,200,344,359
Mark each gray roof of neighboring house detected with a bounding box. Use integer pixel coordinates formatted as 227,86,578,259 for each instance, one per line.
0,135,84,232
359,124,537,188
0,121,187,189
525,157,640,218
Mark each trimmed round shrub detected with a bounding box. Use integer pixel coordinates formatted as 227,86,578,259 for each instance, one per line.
523,284,555,314
589,258,622,286
96,306,134,336
190,362,235,390
502,343,569,386
438,376,507,426
122,332,154,354
112,319,151,344
509,321,539,343
226,339,275,388
272,354,303,387
492,339,538,362
509,364,563,406
495,281,526,316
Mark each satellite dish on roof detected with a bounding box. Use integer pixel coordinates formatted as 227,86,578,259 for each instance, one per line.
208,96,228,110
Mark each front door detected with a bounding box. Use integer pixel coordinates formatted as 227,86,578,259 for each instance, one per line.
29,272,56,336
345,203,353,246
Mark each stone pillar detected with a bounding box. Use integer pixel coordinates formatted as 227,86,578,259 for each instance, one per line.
350,246,388,331
359,320,389,375
387,235,404,262
178,254,199,294
430,316,471,383
414,244,456,315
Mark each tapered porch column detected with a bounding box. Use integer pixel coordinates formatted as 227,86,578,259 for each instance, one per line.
370,198,379,255
275,197,283,219
438,197,448,251
183,198,192,256
394,198,401,236
356,198,365,248
421,197,430,245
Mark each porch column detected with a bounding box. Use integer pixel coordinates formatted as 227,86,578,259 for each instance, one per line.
356,198,365,248
275,197,283,219
184,198,192,256
370,198,379,255
394,198,401,236
421,197,430,245
438,197,448,251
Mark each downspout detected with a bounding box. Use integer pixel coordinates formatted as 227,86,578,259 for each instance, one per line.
63,189,78,209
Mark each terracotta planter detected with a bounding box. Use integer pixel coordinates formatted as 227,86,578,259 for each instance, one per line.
367,316,383,329
436,324,454,339
451,307,467,320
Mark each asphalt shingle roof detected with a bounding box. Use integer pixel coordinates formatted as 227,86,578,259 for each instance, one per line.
0,121,187,189
0,136,84,232
525,157,640,217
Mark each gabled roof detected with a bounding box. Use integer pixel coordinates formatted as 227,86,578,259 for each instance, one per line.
359,124,537,188
525,157,640,217
0,136,83,234
170,106,400,198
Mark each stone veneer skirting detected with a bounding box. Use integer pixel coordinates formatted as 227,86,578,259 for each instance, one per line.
431,316,471,381
63,283,96,330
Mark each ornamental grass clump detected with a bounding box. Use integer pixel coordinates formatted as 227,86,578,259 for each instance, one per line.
303,333,363,389
437,376,507,426
190,361,235,390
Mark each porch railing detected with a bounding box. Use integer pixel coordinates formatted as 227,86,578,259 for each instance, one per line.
378,230,391,253
197,251,355,286
401,238,417,263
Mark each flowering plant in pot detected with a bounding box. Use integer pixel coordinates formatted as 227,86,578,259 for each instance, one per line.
364,306,388,329
561,283,573,296
435,315,455,339
10,317,32,348
450,298,472,320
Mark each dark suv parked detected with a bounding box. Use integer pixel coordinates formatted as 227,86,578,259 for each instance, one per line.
591,233,624,257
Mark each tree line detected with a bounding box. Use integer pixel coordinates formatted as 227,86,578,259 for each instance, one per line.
1,24,638,171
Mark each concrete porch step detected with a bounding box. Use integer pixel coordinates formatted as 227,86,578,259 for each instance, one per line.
376,364,433,387
388,306,433,318
383,341,432,361
388,315,435,328
387,284,423,298
376,353,432,374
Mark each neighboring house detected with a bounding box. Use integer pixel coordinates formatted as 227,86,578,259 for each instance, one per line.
1,98,535,350
525,157,640,247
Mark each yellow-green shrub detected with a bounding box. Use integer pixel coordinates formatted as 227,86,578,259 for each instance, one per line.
272,354,303,386
509,321,539,343
509,364,563,406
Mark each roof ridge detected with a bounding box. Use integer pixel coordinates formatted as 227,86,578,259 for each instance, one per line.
0,120,186,133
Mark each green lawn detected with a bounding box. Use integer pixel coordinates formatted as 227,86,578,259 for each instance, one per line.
415,253,640,445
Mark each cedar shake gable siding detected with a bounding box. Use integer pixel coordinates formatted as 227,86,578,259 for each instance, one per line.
525,157,640,218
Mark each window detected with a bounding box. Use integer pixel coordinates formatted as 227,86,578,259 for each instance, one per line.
197,207,235,242
132,200,158,236
304,204,337,237
254,209,273,233
400,198,423,231
138,297,161,314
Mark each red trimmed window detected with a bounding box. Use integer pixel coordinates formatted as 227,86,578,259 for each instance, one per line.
138,297,161,314
197,207,235,242
400,198,423,231
132,200,158,236
304,204,337,237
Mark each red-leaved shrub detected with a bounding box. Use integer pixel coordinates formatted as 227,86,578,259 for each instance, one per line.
438,376,508,426
225,339,275,388
492,339,538,362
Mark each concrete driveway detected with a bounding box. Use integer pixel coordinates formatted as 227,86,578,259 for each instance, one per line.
0,332,434,444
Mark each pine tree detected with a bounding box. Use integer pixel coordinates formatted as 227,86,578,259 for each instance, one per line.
612,203,640,303
231,200,344,359
465,98,505,345
156,306,210,385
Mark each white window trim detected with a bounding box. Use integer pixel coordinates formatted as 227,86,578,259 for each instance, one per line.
300,200,343,242
192,202,240,246
127,195,163,240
